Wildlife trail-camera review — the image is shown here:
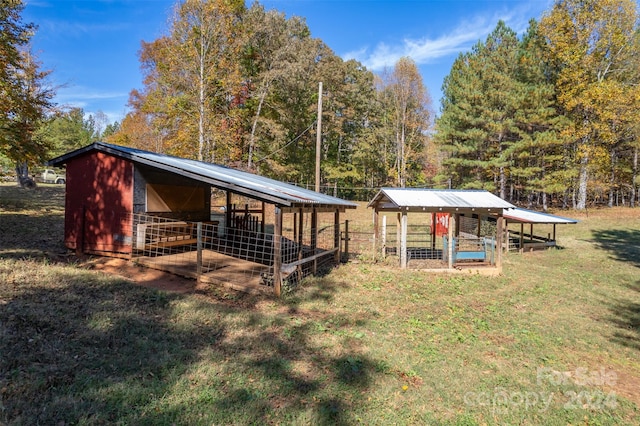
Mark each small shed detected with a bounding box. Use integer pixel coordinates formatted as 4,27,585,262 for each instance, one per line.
368,188,515,270
48,142,357,295
503,207,578,252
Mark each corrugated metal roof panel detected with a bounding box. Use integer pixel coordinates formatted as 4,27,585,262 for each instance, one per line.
503,208,578,224
49,142,357,208
369,188,515,209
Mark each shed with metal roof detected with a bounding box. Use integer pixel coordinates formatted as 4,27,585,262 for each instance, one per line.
502,207,578,252
48,142,357,296
368,188,516,270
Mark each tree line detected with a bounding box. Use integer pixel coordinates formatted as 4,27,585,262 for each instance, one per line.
105,0,433,192
2,0,638,209
436,0,640,209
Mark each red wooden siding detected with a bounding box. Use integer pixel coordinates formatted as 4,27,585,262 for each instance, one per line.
64,152,134,255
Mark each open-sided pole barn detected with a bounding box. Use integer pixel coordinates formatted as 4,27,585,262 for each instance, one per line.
503,208,578,252
368,188,515,271
48,142,357,296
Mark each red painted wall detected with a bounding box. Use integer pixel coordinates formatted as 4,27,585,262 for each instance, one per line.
64,151,134,255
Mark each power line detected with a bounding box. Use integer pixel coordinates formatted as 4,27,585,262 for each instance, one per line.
254,120,316,163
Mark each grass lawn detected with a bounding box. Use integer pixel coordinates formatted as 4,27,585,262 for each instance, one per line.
1,182,639,425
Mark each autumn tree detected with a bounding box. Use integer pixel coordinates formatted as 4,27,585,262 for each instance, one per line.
377,57,432,187
241,4,312,170
540,0,640,209
133,0,245,162
0,0,54,185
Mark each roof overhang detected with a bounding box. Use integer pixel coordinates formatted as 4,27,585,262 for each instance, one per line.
48,142,357,210
503,207,578,224
368,188,515,214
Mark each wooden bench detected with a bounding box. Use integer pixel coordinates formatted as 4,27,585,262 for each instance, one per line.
136,221,197,250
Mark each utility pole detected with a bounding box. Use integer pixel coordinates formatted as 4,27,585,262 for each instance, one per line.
315,82,323,193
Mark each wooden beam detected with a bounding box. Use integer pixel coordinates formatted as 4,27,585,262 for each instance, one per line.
447,213,454,269
334,209,340,263
520,223,524,253
496,215,504,268
311,208,318,274
373,208,379,256
225,191,232,233
431,212,436,250
273,207,283,297
381,215,387,258
396,212,401,258
196,222,203,280
400,210,408,269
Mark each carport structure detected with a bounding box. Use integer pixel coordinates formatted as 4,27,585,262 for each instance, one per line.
368,188,515,270
503,207,578,252
48,142,357,296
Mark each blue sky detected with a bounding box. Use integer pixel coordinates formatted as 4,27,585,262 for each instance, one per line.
24,0,553,124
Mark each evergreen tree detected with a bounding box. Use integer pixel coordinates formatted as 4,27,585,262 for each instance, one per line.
436,21,522,197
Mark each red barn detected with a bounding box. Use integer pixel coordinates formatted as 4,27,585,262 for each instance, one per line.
48,142,356,295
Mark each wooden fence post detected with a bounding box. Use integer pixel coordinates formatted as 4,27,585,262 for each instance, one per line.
273,207,283,297
311,208,318,274
344,220,349,261
381,215,387,258
400,210,408,269
334,209,340,263
196,222,203,280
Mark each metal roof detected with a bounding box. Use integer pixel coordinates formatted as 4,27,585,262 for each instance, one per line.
368,188,515,211
503,207,578,224
48,142,357,209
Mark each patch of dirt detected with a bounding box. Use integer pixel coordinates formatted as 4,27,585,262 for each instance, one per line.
81,256,269,310
608,367,640,407
84,257,202,294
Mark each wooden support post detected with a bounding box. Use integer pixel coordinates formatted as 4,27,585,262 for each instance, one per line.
293,212,298,241
334,209,340,263
520,223,524,253
261,201,265,233
447,213,454,269
225,192,232,234
396,212,401,257
344,219,350,260
381,215,387,258
297,208,304,248
400,210,408,269
296,209,304,283
431,212,436,250
311,208,318,274
274,207,283,297
196,222,203,280
553,224,556,241
477,214,482,237
373,208,379,255
496,215,504,268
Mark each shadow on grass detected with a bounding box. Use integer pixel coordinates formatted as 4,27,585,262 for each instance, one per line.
0,262,379,424
606,281,640,352
592,229,640,351
591,228,640,268
1,184,381,423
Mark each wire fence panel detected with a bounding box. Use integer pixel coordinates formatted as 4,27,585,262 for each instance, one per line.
130,213,340,294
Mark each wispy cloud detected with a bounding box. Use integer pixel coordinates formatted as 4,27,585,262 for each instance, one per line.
38,19,130,38
344,5,537,71
56,87,128,103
